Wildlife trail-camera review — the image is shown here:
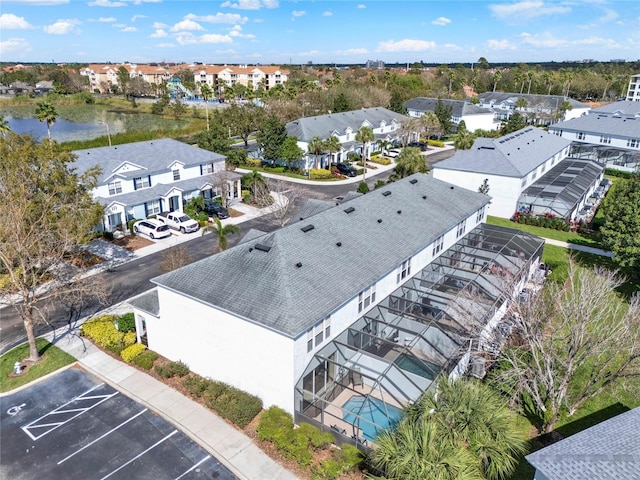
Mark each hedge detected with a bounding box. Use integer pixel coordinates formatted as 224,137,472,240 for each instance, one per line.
118,312,136,333
121,343,147,363
310,168,333,180
427,139,445,148
81,315,136,353
132,350,158,370
155,360,190,378
243,158,262,168
370,156,391,165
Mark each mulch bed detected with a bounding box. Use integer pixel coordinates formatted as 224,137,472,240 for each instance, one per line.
109,235,155,251
65,250,105,268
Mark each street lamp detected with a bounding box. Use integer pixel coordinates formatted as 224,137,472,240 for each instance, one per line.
98,120,111,146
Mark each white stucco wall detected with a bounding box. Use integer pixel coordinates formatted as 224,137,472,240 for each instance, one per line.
149,288,296,413
461,114,498,132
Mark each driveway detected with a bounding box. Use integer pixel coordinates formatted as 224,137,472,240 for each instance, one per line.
0,368,237,480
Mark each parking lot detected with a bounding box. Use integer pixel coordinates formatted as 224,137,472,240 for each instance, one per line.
1,368,237,480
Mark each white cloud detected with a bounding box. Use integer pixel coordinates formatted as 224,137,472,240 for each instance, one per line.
377,39,437,52
357,4,366,9
0,13,34,30
43,18,81,34
88,0,127,6
597,8,618,23
4,0,68,4
292,10,306,18
96,17,116,22
335,48,368,56
489,1,570,21
149,29,167,38
0,37,31,58
220,0,278,10
443,43,461,50
131,14,146,22
323,10,333,17
185,13,248,25
487,39,517,50
170,19,204,32
519,32,567,47
152,21,167,29
156,42,175,48
120,26,137,32
573,36,620,48
229,25,255,39
175,32,233,45
432,16,451,26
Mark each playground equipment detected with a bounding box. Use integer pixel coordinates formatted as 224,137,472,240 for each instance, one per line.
166,78,193,99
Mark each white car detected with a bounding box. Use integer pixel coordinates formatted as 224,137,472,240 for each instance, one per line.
133,219,172,239
387,149,401,158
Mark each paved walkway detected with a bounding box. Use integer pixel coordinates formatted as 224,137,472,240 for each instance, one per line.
543,237,614,258
41,321,298,480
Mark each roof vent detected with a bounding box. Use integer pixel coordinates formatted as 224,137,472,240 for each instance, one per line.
301,224,315,233
299,217,304,221
254,243,271,253
377,219,383,223
336,242,342,247
382,191,392,197
249,248,253,252
295,262,302,268
409,179,418,184
344,207,355,214
422,195,427,199
450,186,454,190
397,210,402,214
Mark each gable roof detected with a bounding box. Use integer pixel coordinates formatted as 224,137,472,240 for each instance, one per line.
549,114,640,138
591,100,640,116
72,139,226,183
285,107,408,142
479,92,589,110
434,127,572,177
526,407,640,480
404,98,493,117
152,174,490,338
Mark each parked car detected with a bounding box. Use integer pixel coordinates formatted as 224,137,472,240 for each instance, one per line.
408,142,428,152
387,149,401,158
156,212,200,233
199,200,230,219
335,162,357,177
133,219,171,239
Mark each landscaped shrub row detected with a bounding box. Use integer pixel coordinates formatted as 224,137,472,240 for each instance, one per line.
310,168,333,180
120,343,147,363
182,374,263,428
132,350,158,370
427,139,445,148
80,315,136,354
257,406,362,478
604,168,633,179
512,212,571,231
370,156,391,165
155,360,189,378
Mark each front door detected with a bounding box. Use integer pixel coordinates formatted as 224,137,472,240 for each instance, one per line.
168,195,180,212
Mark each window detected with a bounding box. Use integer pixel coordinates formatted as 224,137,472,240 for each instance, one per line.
146,199,161,215
521,177,527,188
108,180,122,195
627,138,639,148
358,284,376,313
397,257,412,283
134,177,150,189
476,206,485,223
172,169,180,181
315,330,323,347
541,163,546,173
531,171,537,181
577,132,585,140
432,234,444,256
201,163,214,175
307,330,313,352
600,135,611,144
325,318,331,338
456,220,466,238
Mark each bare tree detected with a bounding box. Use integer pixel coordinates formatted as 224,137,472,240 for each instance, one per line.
267,178,311,227
492,259,640,433
160,244,193,272
209,169,236,208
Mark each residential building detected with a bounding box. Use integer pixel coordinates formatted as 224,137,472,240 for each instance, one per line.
285,107,408,170
193,65,289,95
548,101,640,172
71,139,241,232
478,92,590,125
526,407,640,480
625,73,640,101
130,174,544,446
432,127,586,219
404,97,499,132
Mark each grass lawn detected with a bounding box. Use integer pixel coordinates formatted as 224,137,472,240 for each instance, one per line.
487,215,603,249
0,338,76,393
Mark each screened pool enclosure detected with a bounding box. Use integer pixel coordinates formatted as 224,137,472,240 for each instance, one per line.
295,224,544,446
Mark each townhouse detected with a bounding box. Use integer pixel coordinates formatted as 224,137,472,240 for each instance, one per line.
478,92,590,125
404,97,499,132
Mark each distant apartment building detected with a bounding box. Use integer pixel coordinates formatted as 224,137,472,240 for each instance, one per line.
365,59,385,69
625,73,640,102
193,65,289,94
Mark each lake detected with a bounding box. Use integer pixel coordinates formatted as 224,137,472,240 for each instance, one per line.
4,116,118,143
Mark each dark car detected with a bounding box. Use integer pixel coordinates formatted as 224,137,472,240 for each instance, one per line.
199,200,230,219
335,162,357,177
408,142,428,151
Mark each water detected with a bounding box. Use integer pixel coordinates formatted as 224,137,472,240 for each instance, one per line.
395,353,441,380
342,396,403,441
4,116,115,143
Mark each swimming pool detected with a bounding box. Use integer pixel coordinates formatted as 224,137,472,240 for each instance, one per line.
342,396,403,441
395,353,441,380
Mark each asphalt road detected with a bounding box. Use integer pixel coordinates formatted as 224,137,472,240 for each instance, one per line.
0,147,454,354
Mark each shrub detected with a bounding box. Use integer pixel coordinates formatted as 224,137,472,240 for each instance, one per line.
312,445,363,480
132,350,158,370
310,168,333,180
120,343,147,363
297,422,333,449
605,168,632,179
127,218,142,232
258,406,294,442
357,182,370,194
427,139,445,148
370,156,391,165
213,386,263,428
81,315,127,350
183,375,209,397
102,230,114,241
374,180,387,189
155,360,189,378
123,331,137,347
244,158,262,168
118,312,136,333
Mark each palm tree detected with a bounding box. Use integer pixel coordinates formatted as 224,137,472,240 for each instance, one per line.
307,136,324,170
200,83,213,131
0,115,10,138
36,102,58,140
391,147,427,180
355,126,374,181
492,70,502,92
323,135,341,171
453,129,476,150
242,169,267,205
201,216,240,253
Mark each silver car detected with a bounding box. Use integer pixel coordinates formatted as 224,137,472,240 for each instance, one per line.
133,219,172,239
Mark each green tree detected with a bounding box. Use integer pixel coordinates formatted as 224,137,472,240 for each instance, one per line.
224,104,264,147
35,102,58,140
0,134,105,362
333,92,351,113
477,57,490,70
453,129,476,150
201,216,240,253
420,111,442,140
389,91,407,114
434,99,453,135
280,136,305,169
117,66,131,98
307,136,325,169
600,173,640,268
492,70,502,92
171,98,187,118
355,126,374,181
501,112,525,134
0,115,10,138
391,147,427,179
242,170,268,205
256,115,287,162
197,121,233,154
200,83,213,131
323,135,342,171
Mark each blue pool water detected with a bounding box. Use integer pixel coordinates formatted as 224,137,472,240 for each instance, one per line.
342,396,403,441
395,353,441,380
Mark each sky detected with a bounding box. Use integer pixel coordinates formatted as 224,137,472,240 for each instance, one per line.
1,0,639,65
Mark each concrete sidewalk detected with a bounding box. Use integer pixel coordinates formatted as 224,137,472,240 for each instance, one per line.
543,237,614,257
44,324,298,480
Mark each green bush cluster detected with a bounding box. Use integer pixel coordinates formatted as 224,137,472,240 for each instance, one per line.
311,444,363,480
244,158,262,168
310,168,333,180
154,360,190,378
604,168,632,179
183,375,263,428
120,343,147,363
127,218,142,232
257,407,333,467
81,315,136,354
132,350,158,370
118,312,136,333
427,139,445,148
515,213,571,231
370,156,391,165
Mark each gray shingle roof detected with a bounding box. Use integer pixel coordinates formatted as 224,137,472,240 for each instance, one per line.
404,98,493,117
526,407,640,480
549,114,640,138
479,92,589,110
152,174,491,338
434,127,572,177
129,289,160,316
592,100,640,116
285,107,408,142
72,138,226,183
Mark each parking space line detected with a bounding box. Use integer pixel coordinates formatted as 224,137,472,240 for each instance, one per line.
174,455,211,480
98,430,178,480
57,409,148,465
21,384,118,441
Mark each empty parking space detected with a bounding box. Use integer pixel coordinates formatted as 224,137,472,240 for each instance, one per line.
1,367,237,480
